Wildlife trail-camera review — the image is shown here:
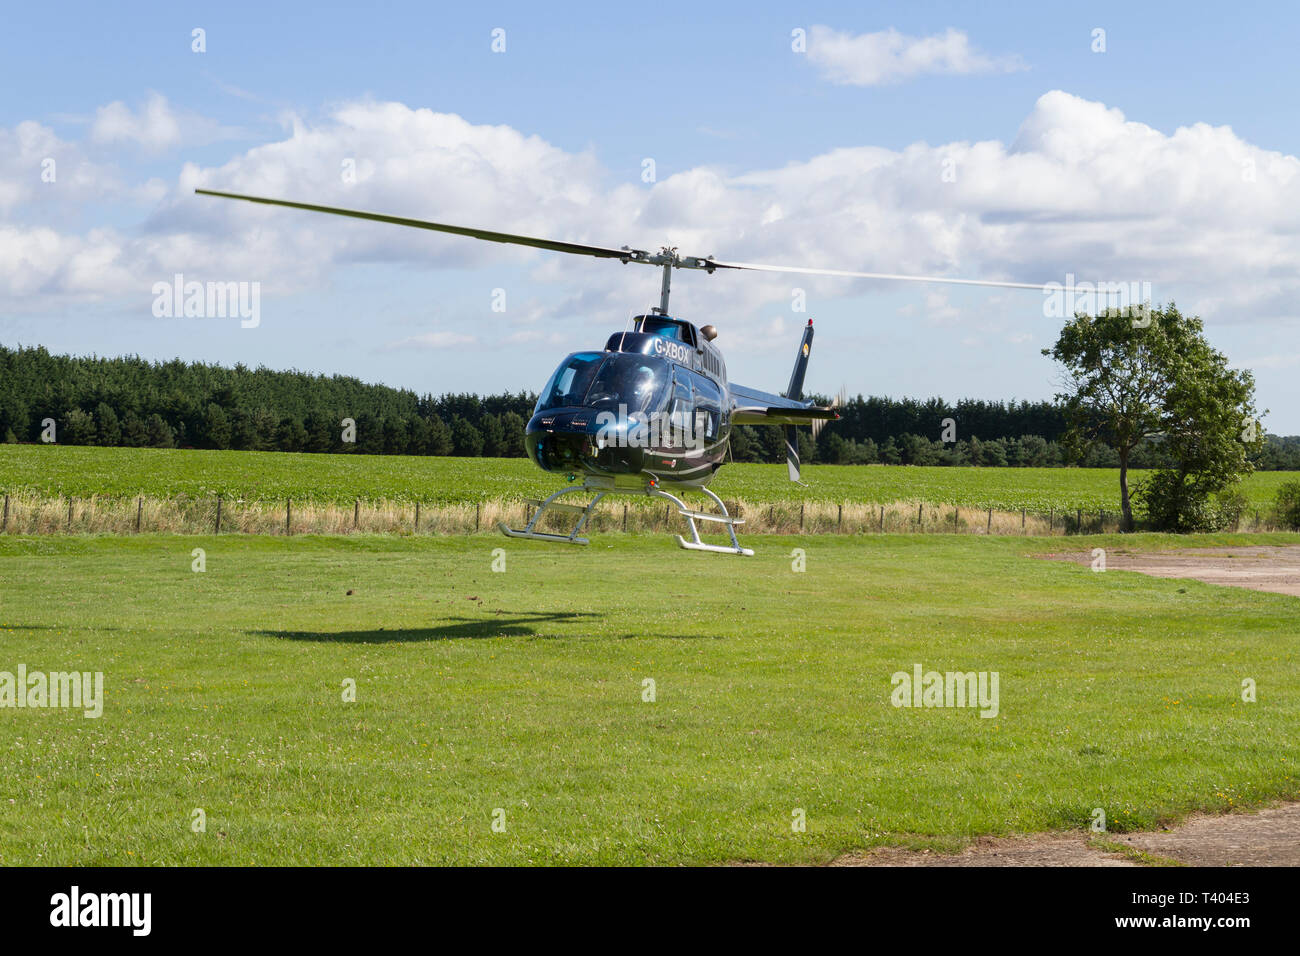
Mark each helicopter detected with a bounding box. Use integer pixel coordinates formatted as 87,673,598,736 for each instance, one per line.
196,187,1049,555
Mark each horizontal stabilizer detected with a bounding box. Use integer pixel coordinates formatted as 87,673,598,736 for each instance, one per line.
731,405,839,426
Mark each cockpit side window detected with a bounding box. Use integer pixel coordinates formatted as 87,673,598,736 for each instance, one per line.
692,375,721,441
664,377,694,448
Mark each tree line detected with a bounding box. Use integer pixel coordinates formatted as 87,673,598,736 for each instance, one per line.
1,344,1297,469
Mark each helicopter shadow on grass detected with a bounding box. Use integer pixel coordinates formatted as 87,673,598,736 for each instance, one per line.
253,611,602,644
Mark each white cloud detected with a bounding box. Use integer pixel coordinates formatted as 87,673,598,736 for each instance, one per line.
4,91,1300,342
90,92,245,151
807,26,1026,86
0,121,124,214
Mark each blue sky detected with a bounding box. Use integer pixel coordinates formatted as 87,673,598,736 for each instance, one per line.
3,1,1299,429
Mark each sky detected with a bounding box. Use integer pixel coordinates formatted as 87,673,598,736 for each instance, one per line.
2,1,1299,430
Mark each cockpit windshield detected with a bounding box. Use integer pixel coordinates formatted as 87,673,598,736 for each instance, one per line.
536,352,670,415
536,352,604,412
585,354,669,413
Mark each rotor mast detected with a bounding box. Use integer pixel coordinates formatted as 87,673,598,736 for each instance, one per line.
631,245,718,315
657,252,673,313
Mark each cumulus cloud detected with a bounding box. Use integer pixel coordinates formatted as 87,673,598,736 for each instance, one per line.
3,91,1300,336
90,92,244,151
0,120,124,214
807,26,1026,86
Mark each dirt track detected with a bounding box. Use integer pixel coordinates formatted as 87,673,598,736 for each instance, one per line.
1043,544,1300,597
839,803,1300,867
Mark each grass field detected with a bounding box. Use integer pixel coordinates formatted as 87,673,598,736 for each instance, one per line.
1,530,1297,865
2,443,1297,511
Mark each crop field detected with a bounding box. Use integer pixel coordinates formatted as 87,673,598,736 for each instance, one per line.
1,444,1296,512
1,530,1298,865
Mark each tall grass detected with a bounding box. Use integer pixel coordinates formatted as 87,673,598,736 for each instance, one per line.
1,492,1285,536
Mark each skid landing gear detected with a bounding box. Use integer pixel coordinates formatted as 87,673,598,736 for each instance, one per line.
498,479,753,555
498,483,607,545
646,484,752,556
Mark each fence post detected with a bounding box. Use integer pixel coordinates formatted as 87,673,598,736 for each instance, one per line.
952,508,958,531
415,501,420,532
1021,509,1026,533
286,498,291,535
1076,508,1082,534
136,497,142,533
837,503,843,531
354,499,359,530
623,504,628,532
215,497,221,534
987,508,992,533
2,493,8,532
67,498,73,532
476,502,481,531
799,503,804,531
879,505,884,533
917,503,923,525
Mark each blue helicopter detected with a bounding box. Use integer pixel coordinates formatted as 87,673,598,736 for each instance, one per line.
197,188,1046,555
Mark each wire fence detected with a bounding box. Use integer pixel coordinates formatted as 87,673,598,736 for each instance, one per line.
0,492,1289,537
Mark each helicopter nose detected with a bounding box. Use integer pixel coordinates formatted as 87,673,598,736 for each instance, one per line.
529,430,588,470
526,410,645,474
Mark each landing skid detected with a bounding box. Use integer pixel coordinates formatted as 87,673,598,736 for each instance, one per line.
498,480,753,556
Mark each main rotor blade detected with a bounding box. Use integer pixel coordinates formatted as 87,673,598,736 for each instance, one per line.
194,189,641,261
704,258,1052,292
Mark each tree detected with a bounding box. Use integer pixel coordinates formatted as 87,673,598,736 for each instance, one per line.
303,411,335,453
479,413,505,457
1045,306,1176,530
354,412,384,454
451,416,483,457
1046,304,1260,531
62,407,97,445
423,415,453,456
94,402,121,446
728,425,759,462
382,417,409,455
202,403,232,450
0,395,30,442
899,433,938,465
121,412,148,447
1135,312,1261,531
1274,481,1300,530
276,417,308,453
758,425,786,463
144,413,175,448
498,412,527,457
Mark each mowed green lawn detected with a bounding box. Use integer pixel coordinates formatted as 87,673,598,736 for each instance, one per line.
1,531,1298,865
2,443,1296,510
